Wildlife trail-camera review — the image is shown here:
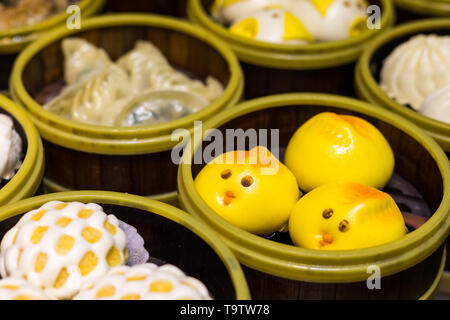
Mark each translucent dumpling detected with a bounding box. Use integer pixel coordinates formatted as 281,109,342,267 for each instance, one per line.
44,64,131,126
380,34,450,110
62,38,112,85
117,41,224,102
103,90,210,127
419,84,450,124
45,39,225,127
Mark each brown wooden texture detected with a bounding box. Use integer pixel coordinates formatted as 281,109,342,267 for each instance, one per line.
191,104,446,300
242,62,356,99
105,0,188,18
0,204,236,299
43,140,178,195
21,24,231,196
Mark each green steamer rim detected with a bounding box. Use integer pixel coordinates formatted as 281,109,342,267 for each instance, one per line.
0,95,44,206
41,177,180,206
0,0,106,54
187,0,396,69
178,93,450,283
10,14,243,155
0,190,251,300
356,18,450,152
395,0,450,17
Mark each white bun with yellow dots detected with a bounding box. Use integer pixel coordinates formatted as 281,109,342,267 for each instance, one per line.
73,263,212,300
0,201,128,300
0,277,50,300
290,0,368,42
212,0,291,24
230,8,313,44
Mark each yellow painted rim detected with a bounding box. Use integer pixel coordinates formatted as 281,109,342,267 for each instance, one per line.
0,0,105,54
0,191,251,300
0,95,44,206
178,93,450,283
10,14,243,155
356,19,450,151
188,0,396,69
395,0,450,16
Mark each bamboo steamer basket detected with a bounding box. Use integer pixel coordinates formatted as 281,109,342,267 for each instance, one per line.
355,19,450,296
355,19,450,152
188,0,395,99
178,93,450,299
0,95,44,206
10,14,243,205
0,0,105,89
0,191,251,300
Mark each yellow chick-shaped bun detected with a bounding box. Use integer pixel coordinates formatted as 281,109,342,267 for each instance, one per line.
289,182,407,250
285,112,394,192
230,8,314,44
290,0,368,42
212,0,291,24
195,146,300,236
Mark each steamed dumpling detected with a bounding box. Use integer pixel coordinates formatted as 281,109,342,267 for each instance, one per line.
419,84,450,124
230,8,313,44
380,34,450,110
104,90,210,127
0,114,22,181
290,0,368,42
117,41,224,102
62,38,112,85
212,0,291,24
44,64,131,126
45,39,224,126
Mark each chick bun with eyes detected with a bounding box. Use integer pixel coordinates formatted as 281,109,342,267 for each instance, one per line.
195,146,300,236
289,182,407,250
